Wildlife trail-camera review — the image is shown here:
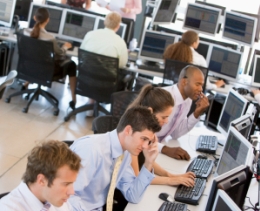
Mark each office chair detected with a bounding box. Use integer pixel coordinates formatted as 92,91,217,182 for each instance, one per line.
0,70,17,99
5,34,60,115
64,49,130,121
92,115,119,134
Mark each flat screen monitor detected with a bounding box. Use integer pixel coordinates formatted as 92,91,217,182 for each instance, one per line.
14,0,32,21
205,165,252,211
153,0,180,24
212,189,241,211
231,114,254,141
217,89,248,137
59,9,97,43
28,3,64,34
248,49,260,76
94,17,126,39
183,3,221,36
139,30,177,64
195,0,226,16
0,0,17,27
223,11,257,47
121,17,134,45
208,44,242,82
251,55,260,87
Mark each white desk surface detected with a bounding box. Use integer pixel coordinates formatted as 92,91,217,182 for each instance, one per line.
126,63,164,78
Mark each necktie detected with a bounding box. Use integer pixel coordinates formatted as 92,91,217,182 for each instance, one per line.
106,154,124,211
40,202,51,211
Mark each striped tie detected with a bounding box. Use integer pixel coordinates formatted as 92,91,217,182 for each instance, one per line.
106,154,124,211
40,202,51,211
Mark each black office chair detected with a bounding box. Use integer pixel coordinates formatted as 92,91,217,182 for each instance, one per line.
64,49,129,121
92,115,119,134
5,34,60,115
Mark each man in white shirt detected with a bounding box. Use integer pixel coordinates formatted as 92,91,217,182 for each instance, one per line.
80,12,128,68
0,140,81,211
157,66,210,160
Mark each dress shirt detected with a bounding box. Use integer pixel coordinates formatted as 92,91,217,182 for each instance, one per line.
80,28,128,68
68,130,154,211
157,84,199,152
118,0,142,20
0,182,72,211
255,93,260,104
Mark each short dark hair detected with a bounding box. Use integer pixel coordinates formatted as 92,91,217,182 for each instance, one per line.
117,106,161,133
178,65,203,81
22,140,81,187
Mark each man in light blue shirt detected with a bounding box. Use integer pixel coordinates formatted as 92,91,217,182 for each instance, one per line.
69,106,161,211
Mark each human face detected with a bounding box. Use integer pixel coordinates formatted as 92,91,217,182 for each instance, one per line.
124,127,155,156
155,106,173,127
42,165,78,207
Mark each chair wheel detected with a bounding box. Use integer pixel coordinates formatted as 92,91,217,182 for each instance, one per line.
64,116,70,122
53,109,59,116
22,108,28,113
25,95,29,100
5,98,10,103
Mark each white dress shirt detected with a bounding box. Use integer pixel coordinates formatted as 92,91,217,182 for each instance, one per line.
0,182,72,211
80,28,128,68
255,93,260,104
68,130,154,211
157,84,200,152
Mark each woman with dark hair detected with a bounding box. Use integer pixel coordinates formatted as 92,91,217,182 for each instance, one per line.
23,8,77,109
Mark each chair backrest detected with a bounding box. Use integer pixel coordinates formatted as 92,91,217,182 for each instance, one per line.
163,59,208,92
92,115,119,134
111,91,139,119
0,70,17,99
16,33,55,88
76,49,120,103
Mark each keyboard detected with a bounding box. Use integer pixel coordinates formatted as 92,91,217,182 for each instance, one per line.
137,64,164,73
174,178,206,205
186,158,213,179
158,201,187,211
196,135,218,154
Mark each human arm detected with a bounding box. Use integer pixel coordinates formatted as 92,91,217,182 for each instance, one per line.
131,155,139,176
85,0,91,9
161,145,190,160
121,0,142,15
61,0,66,4
252,89,260,104
193,92,209,118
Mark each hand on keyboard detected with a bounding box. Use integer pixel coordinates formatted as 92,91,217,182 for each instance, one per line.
167,172,195,187
161,146,190,160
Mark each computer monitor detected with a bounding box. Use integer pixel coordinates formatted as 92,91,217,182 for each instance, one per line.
153,0,180,24
205,165,253,211
138,30,177,64
0,0,17,27
217,89,248,137
196,40,211,61
59,9,97,43
231,114,254,141
195,0,226,16
207,44,242,82
121,17,135,45
28,3,64,34
248,49,260,76
94,17,126,39
183,3,221,36
45,0,72,9
251,55,260,87
222,11,258,47
14,0,32,21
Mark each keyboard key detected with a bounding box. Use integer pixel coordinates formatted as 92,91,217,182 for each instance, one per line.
186,158,213,179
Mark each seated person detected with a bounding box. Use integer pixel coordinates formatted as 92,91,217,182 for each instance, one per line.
163,30,225,90
129,84,195,187
23,8,77,110
0,140,81,210
61,0,91,9
68,106,161,210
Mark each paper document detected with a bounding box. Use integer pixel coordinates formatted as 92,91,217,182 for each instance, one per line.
109,0,125,12
96,0,109,7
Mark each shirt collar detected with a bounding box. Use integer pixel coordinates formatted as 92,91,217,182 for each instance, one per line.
104,27,115,33
173,84,186,106
109,129,124,159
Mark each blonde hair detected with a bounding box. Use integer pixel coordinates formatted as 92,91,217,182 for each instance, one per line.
104,12,121,30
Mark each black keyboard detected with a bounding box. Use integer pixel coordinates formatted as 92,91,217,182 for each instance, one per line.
186,158,213,179
158,201,187,211
174,178,206,205
196,135,217,154
137,64,164,73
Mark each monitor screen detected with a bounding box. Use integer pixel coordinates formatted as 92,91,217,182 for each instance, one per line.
208,45,242,82
14,0,32,21
183,3,221,36
153,0,180,24
223,11,257,47
212,189,242,211
205,165,252,211
215,126,253,177
196,40,211,61
59,10,97,43
28,3,64,34
94,17,126,39
251,55,260,87
217,89,248,137
121,17,134,45
231,114,254,141
139,30,176,63
0,0,17,27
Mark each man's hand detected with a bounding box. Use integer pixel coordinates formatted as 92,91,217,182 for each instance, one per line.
215,79,225,88
143,136,159,171
161,146,190,160
194,93,209,118
252,89,260,97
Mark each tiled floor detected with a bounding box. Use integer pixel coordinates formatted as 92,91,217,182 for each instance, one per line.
0,79,95,193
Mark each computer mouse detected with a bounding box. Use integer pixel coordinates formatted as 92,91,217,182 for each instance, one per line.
158,193,174,202
197,155,207,159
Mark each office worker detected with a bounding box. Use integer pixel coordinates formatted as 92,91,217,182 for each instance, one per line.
0,140,81,211
68,106,161,210
156,66,210,160
129,84,195,187
23,8,77,110
61,0,91,9
163,30,225,90
252,89,260,104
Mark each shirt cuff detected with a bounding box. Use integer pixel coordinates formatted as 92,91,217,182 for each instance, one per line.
158,142,165,153
191,113,201,121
